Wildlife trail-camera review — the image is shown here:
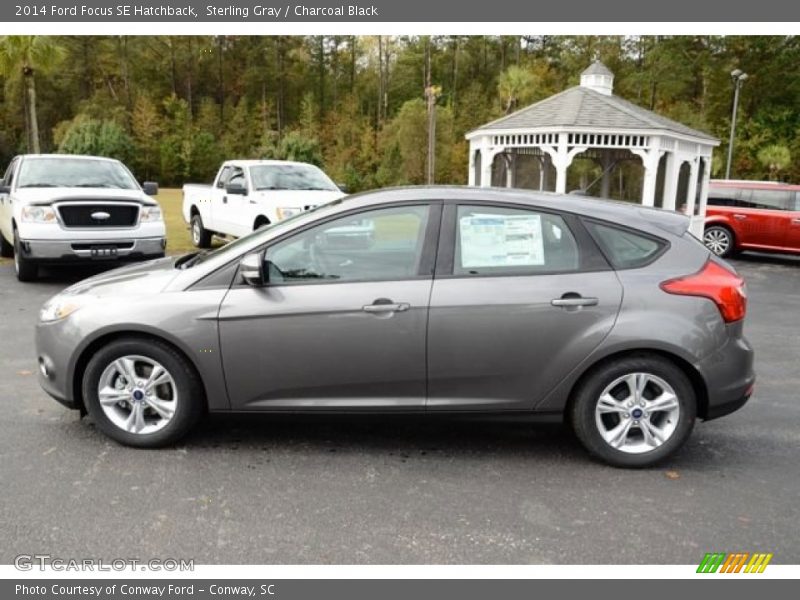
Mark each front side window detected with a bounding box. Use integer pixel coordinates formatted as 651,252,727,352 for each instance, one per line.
454,205,580,275
227,168,246,190
216,166,232,189
265,205,430,283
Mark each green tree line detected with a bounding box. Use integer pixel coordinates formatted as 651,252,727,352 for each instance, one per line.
1,35,799,189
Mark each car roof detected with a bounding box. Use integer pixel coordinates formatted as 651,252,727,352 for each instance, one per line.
710,179,800,191
342,186,690,237
17,154,121,162
224,159,319,167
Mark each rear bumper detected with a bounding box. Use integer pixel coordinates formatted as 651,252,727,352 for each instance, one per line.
18,237,166,263
697,325,755,421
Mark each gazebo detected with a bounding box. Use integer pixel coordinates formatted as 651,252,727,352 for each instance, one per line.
466,61,720,235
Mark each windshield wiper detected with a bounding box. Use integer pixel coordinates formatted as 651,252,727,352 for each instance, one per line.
73,183,125,188
18,183,58,188
175,251,204,269
256,186,290,190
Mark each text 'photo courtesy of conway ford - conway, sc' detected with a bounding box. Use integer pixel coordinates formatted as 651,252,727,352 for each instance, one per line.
34,186,754,468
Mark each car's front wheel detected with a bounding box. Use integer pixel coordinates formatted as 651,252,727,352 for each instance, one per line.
13,228,37,282
0,232,13,258
703,225,735,258
82,338,205,447
570,355,696,467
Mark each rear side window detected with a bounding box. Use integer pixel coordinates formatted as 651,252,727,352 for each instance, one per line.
708,186,792,211
454,205,580,275
585,221,666,270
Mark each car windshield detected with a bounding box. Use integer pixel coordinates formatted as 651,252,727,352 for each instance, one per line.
250,164,339,192
16,157,139,190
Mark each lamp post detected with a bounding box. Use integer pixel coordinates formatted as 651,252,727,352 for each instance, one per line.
725,69,749,180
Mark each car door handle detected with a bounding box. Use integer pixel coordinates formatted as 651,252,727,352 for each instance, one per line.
733,214,747,220
363,300,410,313
222,196,228,204
551,296,599,308
792,218,800,224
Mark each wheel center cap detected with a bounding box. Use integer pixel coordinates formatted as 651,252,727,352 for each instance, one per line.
631,408,644,419
132,390,144,402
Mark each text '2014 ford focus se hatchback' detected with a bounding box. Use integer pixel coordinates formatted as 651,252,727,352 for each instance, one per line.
35,187,754,467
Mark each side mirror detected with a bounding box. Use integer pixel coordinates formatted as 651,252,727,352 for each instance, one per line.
226,182,247,195
0,184,10,194
142,181,159,196
337,183,349,194
239,252,265,286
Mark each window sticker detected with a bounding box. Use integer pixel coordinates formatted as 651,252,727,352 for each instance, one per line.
460,213,545,268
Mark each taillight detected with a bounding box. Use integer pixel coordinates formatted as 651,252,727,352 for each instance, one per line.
660,260,747,323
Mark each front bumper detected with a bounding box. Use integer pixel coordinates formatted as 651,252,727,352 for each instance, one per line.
35,319,80,410
18,237,166,263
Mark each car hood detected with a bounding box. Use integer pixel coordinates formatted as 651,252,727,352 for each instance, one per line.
249,189,345,207
13,187,156,205
58,256,180,299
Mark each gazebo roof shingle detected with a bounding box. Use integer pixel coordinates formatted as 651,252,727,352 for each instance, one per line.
468,86,718,142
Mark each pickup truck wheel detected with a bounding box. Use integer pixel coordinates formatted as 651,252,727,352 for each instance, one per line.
13,228,37,282
190,214,212,249
703,226,735,258
0,232,13,258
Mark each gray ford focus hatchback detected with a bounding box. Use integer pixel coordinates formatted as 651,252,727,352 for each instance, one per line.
35,187,754,467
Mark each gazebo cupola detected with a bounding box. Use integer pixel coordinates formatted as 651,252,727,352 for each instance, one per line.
580,60,614,95
466,61,720,235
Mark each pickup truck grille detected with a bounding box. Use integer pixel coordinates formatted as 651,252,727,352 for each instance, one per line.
57,204,140,228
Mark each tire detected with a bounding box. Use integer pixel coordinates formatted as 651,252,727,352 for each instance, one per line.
82,337,205,448
190,213,212,249
253,217,270,231
0,231,13,258
570,354,696,468
703,225,735,258
13,228,37,282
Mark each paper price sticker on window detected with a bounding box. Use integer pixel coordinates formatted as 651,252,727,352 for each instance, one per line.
460,213,545,268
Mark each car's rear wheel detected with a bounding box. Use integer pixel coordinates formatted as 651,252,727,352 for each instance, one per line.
570,355,696,467
703,226,735,258
190,213,212,249
13,228,37,282
0,232,13,258
82,338,205,447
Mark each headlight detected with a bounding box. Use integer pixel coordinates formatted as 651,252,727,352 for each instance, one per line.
21,206,57,223
39,295,96,323
140,206,163,223
276,207,302,221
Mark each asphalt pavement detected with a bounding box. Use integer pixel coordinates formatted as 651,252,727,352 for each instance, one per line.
0,254,798,564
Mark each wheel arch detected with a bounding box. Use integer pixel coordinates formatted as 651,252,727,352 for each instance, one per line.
70,329,210,414
253,215,271,230
563,348,710,422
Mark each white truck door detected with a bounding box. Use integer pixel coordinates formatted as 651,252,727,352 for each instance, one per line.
223,166,250,237
0,158,18,241
210,165,233,235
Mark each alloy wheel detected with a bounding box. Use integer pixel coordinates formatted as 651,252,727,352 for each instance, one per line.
703,228,731,256
594,372,681,454
96,355,178,435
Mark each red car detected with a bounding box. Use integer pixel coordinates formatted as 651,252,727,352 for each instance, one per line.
704,180,800,257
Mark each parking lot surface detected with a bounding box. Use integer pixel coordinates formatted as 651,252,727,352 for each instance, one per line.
1,254,798,564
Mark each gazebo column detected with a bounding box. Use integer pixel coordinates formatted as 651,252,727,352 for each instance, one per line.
697,156,711,218
481,148,498,188
545,135,587,194
632,148,664,207
468,144,478,186
684,157,700,217
661,151,681,210
599,150,614,198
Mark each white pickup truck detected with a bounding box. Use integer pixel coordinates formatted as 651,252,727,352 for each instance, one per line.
181,160,348,248
0,154,166,282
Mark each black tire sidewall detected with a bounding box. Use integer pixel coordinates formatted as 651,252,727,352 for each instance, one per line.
82,339,204,447
191,214,211,248
571,356,696,468
0,231,13,258
13,229,37,282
